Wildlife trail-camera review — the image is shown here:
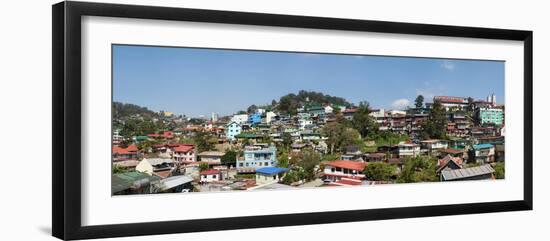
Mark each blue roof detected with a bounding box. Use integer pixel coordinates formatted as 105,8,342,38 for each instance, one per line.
256,167,289,175
473,143,494,150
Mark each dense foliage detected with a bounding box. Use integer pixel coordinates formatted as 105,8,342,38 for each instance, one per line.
198,162,210,172
420,101,448,140
193,131,215,154
221,150,238,167
282,149,322,184
351,101,379,138
363,162,396,181
494,162,505,179
277,90,351,115
113,101,156,119
322,121,361,154
415,95,424,108
397,156,438,183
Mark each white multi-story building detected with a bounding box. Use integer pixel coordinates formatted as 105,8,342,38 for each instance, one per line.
421,139,449,154
265,111,277,124
298,118,313,130
433,96,469,110
231,114,249,124
172,144,195,163
211,112,218,123
323,160,367,182
397,142,421,158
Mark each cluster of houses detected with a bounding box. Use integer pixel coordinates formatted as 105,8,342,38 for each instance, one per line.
112,94,504,194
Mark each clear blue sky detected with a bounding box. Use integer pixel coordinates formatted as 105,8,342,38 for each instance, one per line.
113,45,504,117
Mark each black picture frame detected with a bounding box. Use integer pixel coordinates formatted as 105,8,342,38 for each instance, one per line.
52,1,533,240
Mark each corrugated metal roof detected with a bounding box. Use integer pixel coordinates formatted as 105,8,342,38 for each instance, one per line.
160,175,193,190
441,164,495,181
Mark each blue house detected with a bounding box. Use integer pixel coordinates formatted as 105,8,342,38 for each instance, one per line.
237,144,277,170
248,113,262,125
225,121,242,141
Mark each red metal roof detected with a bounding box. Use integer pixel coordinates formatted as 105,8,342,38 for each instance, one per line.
174,144,195,153
200,169,221,175
126,145,138,152
324,160,367,171
112,145,137,155
434,96,468,104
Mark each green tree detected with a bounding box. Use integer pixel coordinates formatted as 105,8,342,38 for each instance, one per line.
277,153,290,168
282,168,302,185
351,101,379,138
119,118,164,140
415,95,424,108
295,149,322,181
494,162,505,179
221,150,238,167
341,128,361,151
421,101,448,140
178,137,195,144
261,134,273,143
321,122,361,154
198,162,210,172
467,97,475,112
112,164,128,174
281,132,293,150
247,104,258,114
193,131,214,153
322,122,345,154
397,156,438,183
332,106,341,114
364,162,396,181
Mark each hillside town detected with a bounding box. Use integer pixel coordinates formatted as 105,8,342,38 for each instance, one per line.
111,91,505,195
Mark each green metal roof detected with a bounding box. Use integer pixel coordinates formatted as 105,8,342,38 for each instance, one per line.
135,136,149,141
235,133,262,138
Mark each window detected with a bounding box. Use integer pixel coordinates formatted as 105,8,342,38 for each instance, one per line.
213,175,216,179
264,162,268,166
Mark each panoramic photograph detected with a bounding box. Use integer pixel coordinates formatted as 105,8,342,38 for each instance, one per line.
111,45,505,195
